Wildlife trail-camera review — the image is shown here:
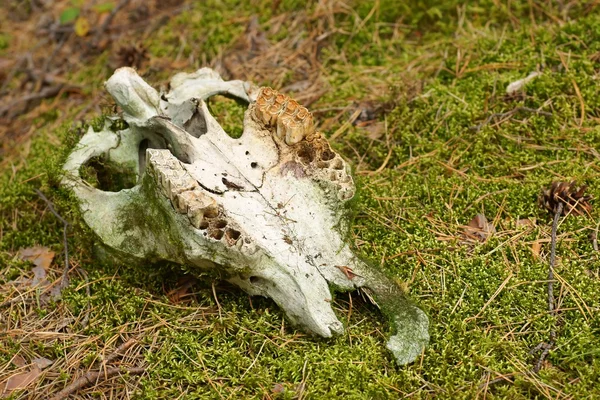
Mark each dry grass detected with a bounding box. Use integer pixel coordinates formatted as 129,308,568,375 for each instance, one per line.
2,0,600,398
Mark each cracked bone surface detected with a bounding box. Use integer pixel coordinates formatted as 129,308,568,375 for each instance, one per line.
62,67,429,365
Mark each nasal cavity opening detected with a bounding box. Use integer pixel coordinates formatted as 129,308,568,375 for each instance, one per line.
79,155,138,192
206,95,248,139
183,102,209,138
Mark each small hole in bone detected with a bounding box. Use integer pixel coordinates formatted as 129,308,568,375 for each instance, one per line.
206,95,248,139
341,175,351,183
226,229,241,241
251,162,258,168
245,151,250,155
204,208,219,219
329,172,337,181
199,220,209,230
331,159,343,170
210,230,224,240
297,143,316,164
215,220,227,229
341,189,355,200
320,149,335,161
316,161,329,169
249,276,265,286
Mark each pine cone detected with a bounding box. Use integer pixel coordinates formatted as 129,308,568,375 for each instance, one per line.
539,181,592,216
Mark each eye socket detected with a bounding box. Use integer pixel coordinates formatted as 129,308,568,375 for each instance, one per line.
79,156,137,192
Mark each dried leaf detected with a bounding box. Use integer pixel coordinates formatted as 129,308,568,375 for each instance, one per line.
31,265,47,286
15,246,66,302
463,214,496,242
11,355,26,368
361,121,385,140
74,17,90,37
334,265,359,280
272,383,285,394
0,365,42,397
18,246,55,270
111,44,149,69
32,357,54,370
166,276,197,303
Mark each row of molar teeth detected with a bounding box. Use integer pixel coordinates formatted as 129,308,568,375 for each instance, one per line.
146,150,245,246
254,87,315,145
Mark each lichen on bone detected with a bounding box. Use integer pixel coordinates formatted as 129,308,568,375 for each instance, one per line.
62,67,429,365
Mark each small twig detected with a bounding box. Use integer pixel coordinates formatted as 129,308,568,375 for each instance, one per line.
35,189,70,289
49,367,145,400
469,106,552,132
50,337,142,399
0,295,34,308
531,202,563,373
478,372,517,389
101,338,138,365
0,85,65,117
212,282,223,321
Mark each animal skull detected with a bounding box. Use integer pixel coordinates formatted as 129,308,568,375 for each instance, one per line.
62,67,429,365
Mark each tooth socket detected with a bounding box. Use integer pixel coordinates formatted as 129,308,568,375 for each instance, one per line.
176,190,218,229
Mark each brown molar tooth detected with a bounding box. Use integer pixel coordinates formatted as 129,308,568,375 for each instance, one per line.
253,87,315,145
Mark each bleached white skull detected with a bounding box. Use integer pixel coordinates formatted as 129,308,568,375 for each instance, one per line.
62,67,428,365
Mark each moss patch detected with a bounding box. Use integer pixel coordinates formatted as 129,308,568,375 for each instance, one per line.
2,1,600,399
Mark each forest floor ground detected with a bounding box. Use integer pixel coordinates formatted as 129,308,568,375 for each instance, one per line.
1,1,600,399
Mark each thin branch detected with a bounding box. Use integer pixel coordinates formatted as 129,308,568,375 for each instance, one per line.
49,367,145,400
35,189,70,288
0,85,64,117
531,202,563,373
101,338,138,366
49,337,142,399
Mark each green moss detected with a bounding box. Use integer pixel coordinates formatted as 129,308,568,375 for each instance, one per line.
3,1,600,398
207,95,247,139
